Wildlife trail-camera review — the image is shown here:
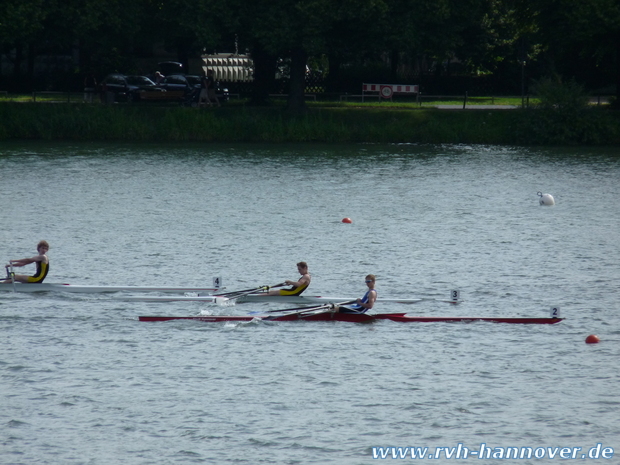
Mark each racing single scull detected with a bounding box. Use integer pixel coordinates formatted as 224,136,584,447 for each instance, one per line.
118,294,428,304
115,290,461,305
0,282,222,294
138,313,563,324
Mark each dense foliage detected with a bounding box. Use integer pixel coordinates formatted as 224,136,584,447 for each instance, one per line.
519,77,618,144
1,0,618,111
1,103,617,145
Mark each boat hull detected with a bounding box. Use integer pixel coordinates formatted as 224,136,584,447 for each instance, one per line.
1,283,456,305
138,313,564,324
120,294,425,304
139,312,383,323
0,283,221,294
377,315,563,324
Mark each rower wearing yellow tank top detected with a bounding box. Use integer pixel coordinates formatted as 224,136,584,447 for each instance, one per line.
263,261,311,296
2,240,50,283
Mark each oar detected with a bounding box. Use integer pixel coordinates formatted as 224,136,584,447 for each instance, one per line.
256,300,358,315
214,287,266,298
213,283,286,304
263,300,361,321
213,283,286,297
262,304,334,320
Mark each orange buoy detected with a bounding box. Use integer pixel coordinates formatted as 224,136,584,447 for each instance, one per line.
585,334,600,344
342,217,352,223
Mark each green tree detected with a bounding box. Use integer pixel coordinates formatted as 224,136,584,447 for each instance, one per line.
524,0,620,97
219,0,390,111
145,0,225,71
0,0,48,80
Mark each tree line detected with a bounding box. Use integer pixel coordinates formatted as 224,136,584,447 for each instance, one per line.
1,0,618,111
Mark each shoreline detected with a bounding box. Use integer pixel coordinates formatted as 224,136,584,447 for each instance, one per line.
1,103,618,145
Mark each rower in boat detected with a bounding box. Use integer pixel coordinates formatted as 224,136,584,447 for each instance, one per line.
2,240,50,284
263,261,311,296
335,274,377,314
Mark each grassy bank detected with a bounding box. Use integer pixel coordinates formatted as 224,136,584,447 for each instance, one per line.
1,102,618,145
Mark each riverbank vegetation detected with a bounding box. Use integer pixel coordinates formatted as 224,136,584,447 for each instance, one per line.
1,100,617,145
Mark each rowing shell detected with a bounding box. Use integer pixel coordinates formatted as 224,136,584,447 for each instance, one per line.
119,294,430,305
0,283,450,304
1,283,459,305
0,282,222,294
139,313,564,324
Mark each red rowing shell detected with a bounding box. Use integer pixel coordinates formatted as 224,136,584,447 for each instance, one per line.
138,313,563,324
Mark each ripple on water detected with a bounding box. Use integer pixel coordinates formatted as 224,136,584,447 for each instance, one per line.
0,143,619,464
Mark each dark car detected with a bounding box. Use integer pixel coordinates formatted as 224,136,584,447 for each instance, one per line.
185,75,230,103
100,74,181,103
157,74,199,106
158,74,229,106
159,74,195,93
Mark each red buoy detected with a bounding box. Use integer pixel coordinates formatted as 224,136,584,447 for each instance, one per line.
342,218,352,223
585,334,600,344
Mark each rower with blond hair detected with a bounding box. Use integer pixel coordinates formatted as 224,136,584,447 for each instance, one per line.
2,240,50,283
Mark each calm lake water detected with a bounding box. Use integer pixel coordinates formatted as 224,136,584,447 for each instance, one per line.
1,142,619,464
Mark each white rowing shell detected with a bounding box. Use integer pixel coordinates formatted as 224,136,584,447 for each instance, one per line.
1,283,460,305
116,294,426,304
0,283,222,294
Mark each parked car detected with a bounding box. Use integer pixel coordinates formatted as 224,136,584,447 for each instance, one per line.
157,74,199,105
185,75,230,103
158,74,195,93
158,74,229,106
100,74,181,103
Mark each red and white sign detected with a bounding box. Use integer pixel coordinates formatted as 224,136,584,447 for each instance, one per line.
362,84,381,92
363,83,419,97
392,85,419,93
380,85,393,98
